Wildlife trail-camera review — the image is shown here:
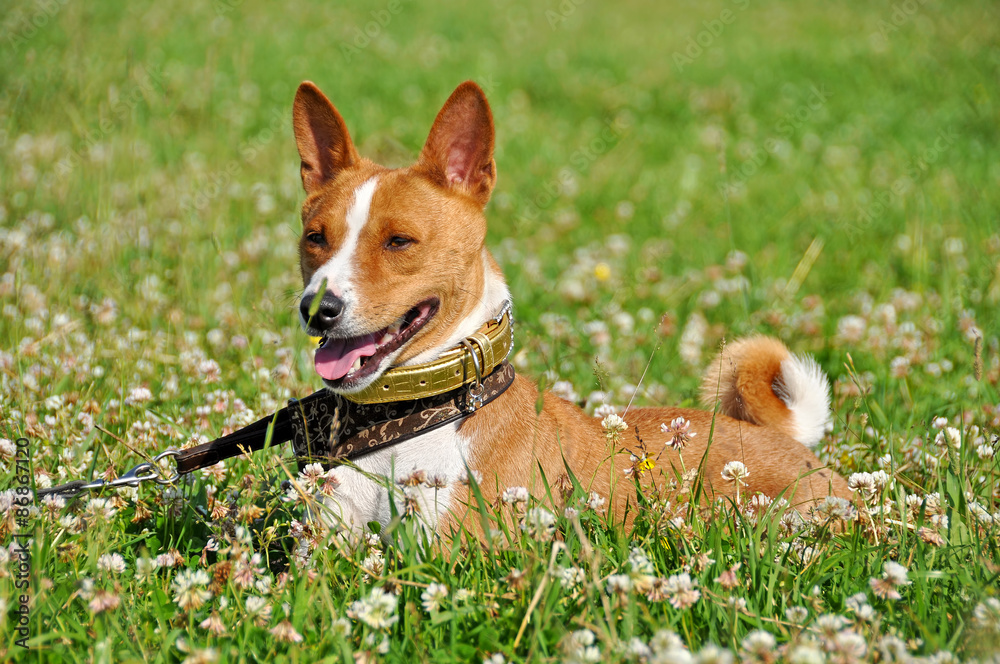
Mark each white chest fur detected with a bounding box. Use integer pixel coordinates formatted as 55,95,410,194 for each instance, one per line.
317,421,471,538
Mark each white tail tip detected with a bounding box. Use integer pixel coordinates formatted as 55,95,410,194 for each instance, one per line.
775,353,832,448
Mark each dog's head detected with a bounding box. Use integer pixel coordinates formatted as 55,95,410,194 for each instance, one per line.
293,81,509,394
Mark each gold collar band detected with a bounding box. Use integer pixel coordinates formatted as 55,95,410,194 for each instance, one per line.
343,301,514,404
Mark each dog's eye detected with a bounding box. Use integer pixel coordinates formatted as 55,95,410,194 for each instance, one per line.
306,232,325,246
385,236,414,250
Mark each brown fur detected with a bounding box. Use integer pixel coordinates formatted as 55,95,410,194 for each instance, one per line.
292,81,850,535
448,375,849,531
700,336,804,441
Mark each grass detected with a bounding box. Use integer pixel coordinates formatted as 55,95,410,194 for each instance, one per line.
1,0,999,661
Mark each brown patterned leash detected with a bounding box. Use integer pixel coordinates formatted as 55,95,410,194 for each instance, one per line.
35,361,515,500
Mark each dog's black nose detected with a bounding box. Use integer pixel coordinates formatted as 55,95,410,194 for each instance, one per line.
300,292,345,332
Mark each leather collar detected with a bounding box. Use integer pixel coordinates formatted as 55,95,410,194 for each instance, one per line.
289,361,515,468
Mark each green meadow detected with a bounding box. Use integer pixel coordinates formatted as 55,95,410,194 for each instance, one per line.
1,0,999,661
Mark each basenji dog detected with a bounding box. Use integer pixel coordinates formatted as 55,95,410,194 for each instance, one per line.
292,80,850,538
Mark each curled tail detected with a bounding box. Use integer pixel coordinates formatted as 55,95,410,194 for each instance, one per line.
700,336,831,448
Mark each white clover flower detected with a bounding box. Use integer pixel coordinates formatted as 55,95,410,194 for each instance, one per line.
883,561,909,585
870,561,910,600
976,443,995,460
847,472,878,500
88,589,121,614
664,572,700,610
84,497,117,522
172,569,212,611
855,603,877,622
679,314,708,366
934,426,962,449
155,550,182,569
836,315,867,344
740,630,776,660
889,356,910,378
459,468,483,486
501,486,530,505
331,616,352,638
695,643,733,664
559,566,586,590
844,592,868,613
282,484,304,506
347,587,399,630
932,416,949,429
877,635,908,662
269,620,303,643
551,380,579,402
199,612,226,636
973,597,1000,632
586,492,606,511
420,582,449,613
785,606,809,623
601,413,628,435
812,496,857,523
562,628,601,664
134,556,159,583
606,574,633,597
787,643,825,664
361,632,390,654
650,630,685,656
593,403,617,420
661,416,697,451
361,551,385,579
870,469,892,492
298,462,326,491
624,637,652,660
831,631,867,661
77,577,95,600
968,501,994,525
743,493,772,517
720,461,749,485
628,547,655,576
245,596,273,626
254,575,273,596
97,553,127,575
0,438,16,461
125,386,153,405
521,507,556,539
815,613,849,635
930,513,949,529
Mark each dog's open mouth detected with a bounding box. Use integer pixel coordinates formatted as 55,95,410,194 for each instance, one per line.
314,298,439,388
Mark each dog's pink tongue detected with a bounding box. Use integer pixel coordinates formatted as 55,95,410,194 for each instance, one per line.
315,334,377,381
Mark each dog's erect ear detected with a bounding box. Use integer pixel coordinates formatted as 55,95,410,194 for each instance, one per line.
418,81,496,208
293,82,359,194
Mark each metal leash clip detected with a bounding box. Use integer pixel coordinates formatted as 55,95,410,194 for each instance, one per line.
74,450,181,493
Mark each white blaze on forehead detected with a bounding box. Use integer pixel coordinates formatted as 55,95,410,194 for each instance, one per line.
304,176,380,300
